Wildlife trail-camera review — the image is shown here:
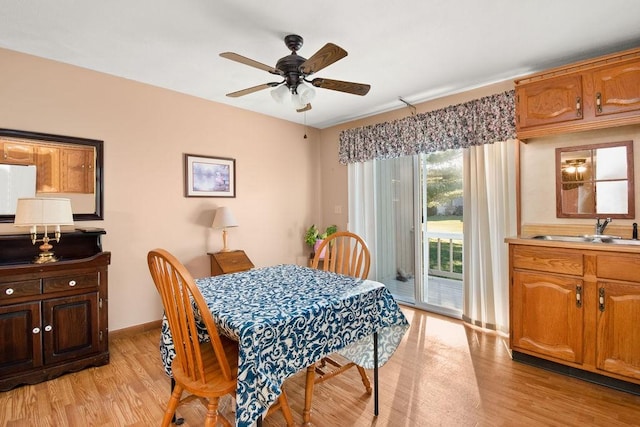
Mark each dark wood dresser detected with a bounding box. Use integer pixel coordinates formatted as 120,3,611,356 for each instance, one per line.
0,229,110,391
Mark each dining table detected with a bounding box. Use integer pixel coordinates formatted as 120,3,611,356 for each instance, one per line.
159,264,409,427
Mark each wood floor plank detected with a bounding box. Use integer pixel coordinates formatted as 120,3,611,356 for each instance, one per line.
1,306,639,426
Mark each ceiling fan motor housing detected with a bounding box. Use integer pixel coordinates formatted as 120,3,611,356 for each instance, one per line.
276,54,307,93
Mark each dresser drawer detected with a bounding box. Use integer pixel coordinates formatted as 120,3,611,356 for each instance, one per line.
43,273,99,293
0,280,41,301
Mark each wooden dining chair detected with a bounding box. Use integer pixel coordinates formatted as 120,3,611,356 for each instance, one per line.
147,249,295,427
308,231,373,393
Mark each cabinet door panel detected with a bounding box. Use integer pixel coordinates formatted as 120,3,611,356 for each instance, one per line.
517,74,583,129
35,146,61,192
593,61,640,117
60,147,94,193
0,302,42,376
596,281,640,379
42,293,99,365
1,141,35,165
512,271,583,363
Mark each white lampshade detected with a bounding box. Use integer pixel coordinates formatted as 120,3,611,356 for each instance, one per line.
270,84,289,103
14,198,74,226
212,206,238,229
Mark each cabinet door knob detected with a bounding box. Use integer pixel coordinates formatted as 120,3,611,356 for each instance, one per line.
68,280,77,287
5,288,14,295
32,327,40,334
44,325,53,332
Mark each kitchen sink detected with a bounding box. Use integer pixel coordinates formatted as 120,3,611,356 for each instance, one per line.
601,238,640,246
529,235,640,245
530,235,592,243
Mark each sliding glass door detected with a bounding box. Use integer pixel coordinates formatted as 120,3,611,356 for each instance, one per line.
374,150,463,318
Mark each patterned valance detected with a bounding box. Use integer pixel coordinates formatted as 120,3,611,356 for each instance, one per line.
338,90,516,164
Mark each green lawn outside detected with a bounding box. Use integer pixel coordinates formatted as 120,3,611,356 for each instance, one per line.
427,215,463,233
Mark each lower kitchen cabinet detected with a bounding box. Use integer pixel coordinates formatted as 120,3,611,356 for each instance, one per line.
509,241,640,392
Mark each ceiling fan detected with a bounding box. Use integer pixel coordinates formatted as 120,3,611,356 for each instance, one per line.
220,34,371,112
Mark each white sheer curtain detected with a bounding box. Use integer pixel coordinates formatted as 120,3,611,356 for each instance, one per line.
348,161,379,280
462,139,517,334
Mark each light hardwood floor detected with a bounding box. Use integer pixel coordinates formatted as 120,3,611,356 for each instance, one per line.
1,306,639,426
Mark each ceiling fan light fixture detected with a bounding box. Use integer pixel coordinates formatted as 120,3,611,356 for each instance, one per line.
297,82,316,104
270,84,289,103
291,92,307,110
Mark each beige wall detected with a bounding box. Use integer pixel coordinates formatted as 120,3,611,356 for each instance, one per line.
0,48,322,331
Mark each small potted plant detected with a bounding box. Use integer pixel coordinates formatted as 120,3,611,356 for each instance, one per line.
305,224,337,258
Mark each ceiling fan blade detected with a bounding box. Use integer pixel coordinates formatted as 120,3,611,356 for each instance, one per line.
226,82,280,98
300,43,347,75
311,78,371,96
220,52,281,75
296,103,312,113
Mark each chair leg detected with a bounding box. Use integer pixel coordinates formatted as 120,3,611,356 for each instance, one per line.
278,391,295,427
356,365,373,394
303,365,316,426
170,378,185,425
203,397,221,427
162,383,183,427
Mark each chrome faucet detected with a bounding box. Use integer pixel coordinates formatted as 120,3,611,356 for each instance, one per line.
595,217,612,235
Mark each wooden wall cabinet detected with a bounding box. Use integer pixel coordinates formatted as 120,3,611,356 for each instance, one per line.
0,138,95,194
509,241,640,391
0,231,110,391
515,47,640,139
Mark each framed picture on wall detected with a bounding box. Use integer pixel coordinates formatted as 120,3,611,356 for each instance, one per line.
184,154,236,197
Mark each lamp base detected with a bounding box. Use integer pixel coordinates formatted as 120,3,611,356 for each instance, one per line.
220,229,232,252
33,251,59,264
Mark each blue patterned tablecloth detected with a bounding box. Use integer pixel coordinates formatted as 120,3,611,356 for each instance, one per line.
159,264,409,427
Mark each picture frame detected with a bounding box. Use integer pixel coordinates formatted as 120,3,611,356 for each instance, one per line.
184,154,236,198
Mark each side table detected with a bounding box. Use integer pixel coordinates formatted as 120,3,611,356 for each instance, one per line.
208,250,254,276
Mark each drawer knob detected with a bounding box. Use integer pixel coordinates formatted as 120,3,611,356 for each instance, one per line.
68,280,77,287
5,288,14,295
32,327,40,334
44,325,53,332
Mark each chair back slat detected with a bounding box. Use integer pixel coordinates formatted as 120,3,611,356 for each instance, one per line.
147,249,233,382
311,231,371,279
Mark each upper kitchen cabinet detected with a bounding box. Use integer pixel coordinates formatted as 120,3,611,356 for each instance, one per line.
516,47,640,140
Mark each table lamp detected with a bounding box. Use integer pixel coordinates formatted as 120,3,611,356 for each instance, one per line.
14,197,74,263
212,206,238,252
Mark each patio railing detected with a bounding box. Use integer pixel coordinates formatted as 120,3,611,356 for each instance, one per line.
426,231,463,280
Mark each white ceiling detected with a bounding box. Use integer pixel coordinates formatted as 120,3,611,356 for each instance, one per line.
1,0,640,129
